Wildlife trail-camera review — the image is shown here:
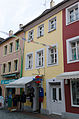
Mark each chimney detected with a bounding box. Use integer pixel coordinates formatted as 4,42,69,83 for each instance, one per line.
9,30,13,36
50,0,55,8
19,24,23,29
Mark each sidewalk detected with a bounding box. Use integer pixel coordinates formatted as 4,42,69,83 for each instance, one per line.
20,110,62,119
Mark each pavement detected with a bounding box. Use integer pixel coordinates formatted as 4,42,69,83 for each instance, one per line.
20,110,62,119
0,108,63,119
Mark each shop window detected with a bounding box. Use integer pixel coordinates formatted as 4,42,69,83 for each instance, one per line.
37,24,44,37
35,49,44,68
71,80,79,106
66,2,79,25
25,53,33,70
48,17,56,32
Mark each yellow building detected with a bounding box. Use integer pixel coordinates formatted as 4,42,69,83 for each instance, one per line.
22,2,65,115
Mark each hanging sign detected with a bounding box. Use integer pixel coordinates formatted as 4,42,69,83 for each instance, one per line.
33,75,43,83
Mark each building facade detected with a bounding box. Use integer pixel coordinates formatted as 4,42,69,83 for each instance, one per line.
53,0,79,116
0,29,24,97
22,3,65,114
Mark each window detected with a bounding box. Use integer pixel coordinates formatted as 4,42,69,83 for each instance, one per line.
28,30,34,42
15,39,19,50
37,24,44,37
4,45,7,55
71,80,79,106
52,86,62,102
66,2,79,25
3,63,6,73
47,45,58,66
49,17,56,32
36,49,44,68
66,36,79,63
52,88,57,101
14,60,18,71
25,53,33,70
8,62,11,72
9,42,13,53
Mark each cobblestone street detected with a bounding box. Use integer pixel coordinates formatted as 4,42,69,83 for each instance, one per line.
0,109,62,119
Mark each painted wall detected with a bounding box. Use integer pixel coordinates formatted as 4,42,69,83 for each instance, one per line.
23,11,64,110
0,31,24,97
64,80,79,114
63,3,79,113
63,8,79,72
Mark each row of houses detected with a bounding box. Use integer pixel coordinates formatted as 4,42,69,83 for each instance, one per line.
0,0,79,117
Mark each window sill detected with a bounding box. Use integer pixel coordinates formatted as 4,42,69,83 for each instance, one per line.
47,63,58,67
66,19,79,26
67,59,79,64
25,67,33,71
35,65,44,69
37,35,44,39
48,28,56,33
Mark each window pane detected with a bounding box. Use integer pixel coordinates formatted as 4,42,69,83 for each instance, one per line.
72,81,79,105
52,88,56,100
59,88,62,101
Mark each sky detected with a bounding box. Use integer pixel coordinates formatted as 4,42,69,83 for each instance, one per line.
0,0,63,38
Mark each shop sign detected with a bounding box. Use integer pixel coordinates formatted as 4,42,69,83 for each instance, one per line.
33,75,43,83
1,79,17,84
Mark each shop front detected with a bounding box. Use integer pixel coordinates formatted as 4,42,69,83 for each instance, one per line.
6,75,44,112
56,71,79,116
46,78,65,115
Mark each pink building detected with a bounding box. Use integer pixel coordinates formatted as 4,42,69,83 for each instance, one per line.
0,28,24,97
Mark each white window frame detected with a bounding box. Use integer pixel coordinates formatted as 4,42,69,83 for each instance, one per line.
66,36,79,64
51,85,62,103
70,80,79,107
28,30,34,42
47,44,58,67
35,48,44,69
25,52,33,70
48,17,56,32
37,24,44,38
66,2,79,25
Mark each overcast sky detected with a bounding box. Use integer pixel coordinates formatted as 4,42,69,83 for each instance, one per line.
0,0,63,38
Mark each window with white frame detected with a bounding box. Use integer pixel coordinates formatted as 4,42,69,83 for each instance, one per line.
66,2,79,25
51,85,62,102
37,24,44,37
25,53,33,70
71,80,79,106
66,36,79,63
28,30,34,42
49,17,56,32
36,49,44,68
47,45,58,66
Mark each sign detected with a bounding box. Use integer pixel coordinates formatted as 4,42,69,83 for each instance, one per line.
33,75,43,83
1,79,17,84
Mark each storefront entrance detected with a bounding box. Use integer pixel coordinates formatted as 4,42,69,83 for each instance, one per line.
50,84,63,114
46,78,65,115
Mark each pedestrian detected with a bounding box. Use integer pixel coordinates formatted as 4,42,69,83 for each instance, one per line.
21,91,26,111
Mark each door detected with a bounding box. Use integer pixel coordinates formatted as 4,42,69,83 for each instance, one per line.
50,84,63,115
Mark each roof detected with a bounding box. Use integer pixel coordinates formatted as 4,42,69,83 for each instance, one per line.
0,37,4,43
0,29,23,44
22,0,68,29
